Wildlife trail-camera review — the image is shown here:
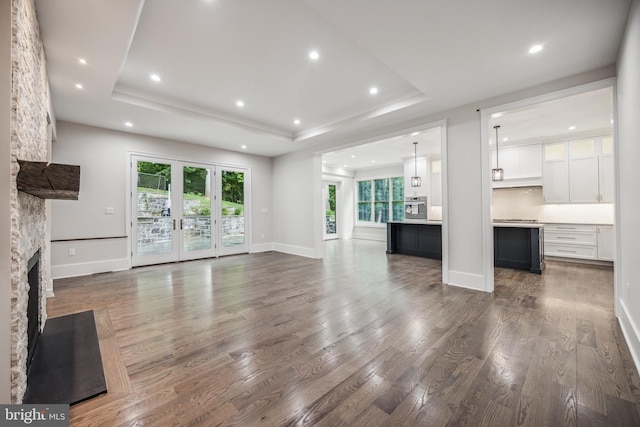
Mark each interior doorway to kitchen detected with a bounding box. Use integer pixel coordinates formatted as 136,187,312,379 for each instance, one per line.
318,120,449,282
480,79,616,297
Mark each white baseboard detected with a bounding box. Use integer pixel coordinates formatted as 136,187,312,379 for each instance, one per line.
273,243,318,259
250,242,275,253
619,299,640,376
446,270,487,292
51,258,130,279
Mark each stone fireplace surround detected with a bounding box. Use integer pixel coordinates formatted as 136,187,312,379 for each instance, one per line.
9,0,51,403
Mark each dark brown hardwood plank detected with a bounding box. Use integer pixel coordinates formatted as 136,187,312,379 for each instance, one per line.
41,241,639,426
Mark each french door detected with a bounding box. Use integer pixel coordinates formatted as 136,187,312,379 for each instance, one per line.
132,156,217,266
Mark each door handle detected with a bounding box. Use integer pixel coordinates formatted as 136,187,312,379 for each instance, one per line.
180,219,183,230
173,219,176,230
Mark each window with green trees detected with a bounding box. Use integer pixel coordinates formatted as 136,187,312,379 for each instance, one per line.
357,177,404,223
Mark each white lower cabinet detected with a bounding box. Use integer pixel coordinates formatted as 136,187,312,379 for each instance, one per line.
597,225,614,261
544,223,613,262
544,224,597,260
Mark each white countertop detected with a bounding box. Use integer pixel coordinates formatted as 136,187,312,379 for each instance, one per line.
493,222,544,228
387,220,442,225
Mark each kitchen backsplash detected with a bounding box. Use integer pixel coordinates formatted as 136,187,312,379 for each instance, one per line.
492,187,614,224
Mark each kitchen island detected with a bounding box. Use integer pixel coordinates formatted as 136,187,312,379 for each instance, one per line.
386,221,442,260
493,221,545,274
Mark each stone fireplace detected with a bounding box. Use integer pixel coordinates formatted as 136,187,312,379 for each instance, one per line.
8,0,52,403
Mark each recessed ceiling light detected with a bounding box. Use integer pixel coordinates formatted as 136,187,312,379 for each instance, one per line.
528,44,543,54
351,155,355,159
503,137,509,142
323,160,327,163
78,58,87,65
236,100,244,108
371,160,376,163
411,132,420,136
124,122,133,127
294,119,301,125
369,87,378,95
343,164,348,168
74,83,83,89
150,73,161,82
241,145,247,149
309,50,319,60
568,126,576,130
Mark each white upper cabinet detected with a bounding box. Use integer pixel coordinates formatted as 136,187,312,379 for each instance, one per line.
518,145,543,178
542,136,613,204
569,139,599,203
542,142,570,203
492,143,542,188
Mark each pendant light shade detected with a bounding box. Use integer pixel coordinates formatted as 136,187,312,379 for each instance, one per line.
492,125,504,181
411,142,421,187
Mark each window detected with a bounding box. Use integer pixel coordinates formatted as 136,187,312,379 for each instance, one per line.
357,177,404,223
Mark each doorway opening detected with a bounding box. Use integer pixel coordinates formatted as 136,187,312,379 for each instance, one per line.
481,79,616,296
318,120,448,281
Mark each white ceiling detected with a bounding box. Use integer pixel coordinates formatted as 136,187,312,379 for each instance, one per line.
35,0,631,158
323,126,442,170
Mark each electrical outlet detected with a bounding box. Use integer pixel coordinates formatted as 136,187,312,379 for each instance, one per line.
105,207,114,214
627,282,631,299
68,248,76,256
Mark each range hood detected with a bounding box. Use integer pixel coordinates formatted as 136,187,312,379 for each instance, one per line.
17,160,80,200
492,177,542,188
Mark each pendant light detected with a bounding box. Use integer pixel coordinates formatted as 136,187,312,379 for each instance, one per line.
411,141,421,187
492,125,504,181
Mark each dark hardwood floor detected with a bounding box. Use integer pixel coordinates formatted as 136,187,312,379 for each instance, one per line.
47,240,640,426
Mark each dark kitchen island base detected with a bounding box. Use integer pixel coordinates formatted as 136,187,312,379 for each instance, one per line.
493,225,545,274
386,222,442,260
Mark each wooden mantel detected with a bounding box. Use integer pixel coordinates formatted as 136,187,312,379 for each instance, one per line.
17,160,80,200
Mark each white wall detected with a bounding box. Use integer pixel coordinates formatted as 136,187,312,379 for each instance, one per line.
493,187,615,225
0,0,11,404
272,150,319,257
616,0,640,373
50,121,273,278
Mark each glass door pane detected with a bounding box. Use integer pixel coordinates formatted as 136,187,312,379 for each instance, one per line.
132,158,177,266
180,164,216,260
324,183,337,240
220,168,248,255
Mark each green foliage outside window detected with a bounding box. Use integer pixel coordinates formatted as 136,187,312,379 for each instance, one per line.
357,177,404,223
358,181,372,222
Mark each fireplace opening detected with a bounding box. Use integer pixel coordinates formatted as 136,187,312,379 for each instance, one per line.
26,249,41,374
